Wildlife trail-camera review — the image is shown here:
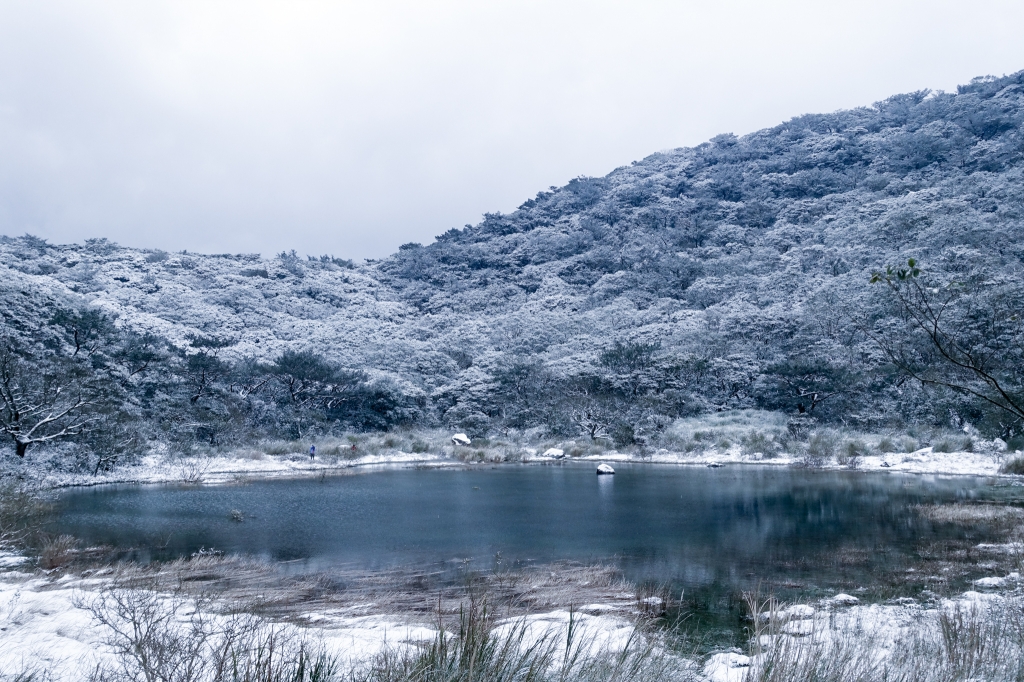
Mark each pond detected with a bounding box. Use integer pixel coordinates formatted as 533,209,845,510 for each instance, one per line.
54,463,1020,601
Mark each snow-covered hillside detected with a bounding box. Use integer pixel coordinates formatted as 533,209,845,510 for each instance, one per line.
3,71,1024,450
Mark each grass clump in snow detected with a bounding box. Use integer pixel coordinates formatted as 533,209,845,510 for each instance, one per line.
1000,456,1024,475
0,480,52,549
38,534,79,570
913,503,1024,525
349,599,689,682
836,440,867,468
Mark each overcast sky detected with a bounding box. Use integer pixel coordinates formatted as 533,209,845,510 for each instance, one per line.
1,0,1023,260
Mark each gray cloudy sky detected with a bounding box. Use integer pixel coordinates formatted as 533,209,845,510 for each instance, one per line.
1,0,1023,260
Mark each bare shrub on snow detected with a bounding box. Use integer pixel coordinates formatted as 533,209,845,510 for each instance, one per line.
82,581,336,682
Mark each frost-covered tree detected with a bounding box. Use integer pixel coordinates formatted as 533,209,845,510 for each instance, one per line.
0,339,102,457
870,259,1024,435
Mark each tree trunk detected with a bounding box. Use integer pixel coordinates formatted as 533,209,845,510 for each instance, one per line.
15,440,27,458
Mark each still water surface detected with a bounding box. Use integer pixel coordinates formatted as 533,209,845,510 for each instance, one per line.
54,463,1015,592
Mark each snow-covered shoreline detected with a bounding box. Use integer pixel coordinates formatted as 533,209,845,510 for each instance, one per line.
555,445,1014,478
0,566,441,680
15,441,1017,493
19,450,450,490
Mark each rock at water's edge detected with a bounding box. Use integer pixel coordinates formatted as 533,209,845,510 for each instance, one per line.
596,463,615,475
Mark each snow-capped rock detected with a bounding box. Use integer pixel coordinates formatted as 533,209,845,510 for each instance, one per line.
596,463,615,475
451,433,471,446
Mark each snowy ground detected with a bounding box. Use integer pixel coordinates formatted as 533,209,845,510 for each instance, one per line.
0,564,439,680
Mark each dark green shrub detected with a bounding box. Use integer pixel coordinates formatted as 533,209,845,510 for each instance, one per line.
612,423,636,448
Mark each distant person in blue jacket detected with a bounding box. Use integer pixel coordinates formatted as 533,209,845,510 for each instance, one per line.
309,445,316,461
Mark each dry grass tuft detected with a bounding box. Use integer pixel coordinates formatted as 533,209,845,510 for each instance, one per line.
914,503,1024,525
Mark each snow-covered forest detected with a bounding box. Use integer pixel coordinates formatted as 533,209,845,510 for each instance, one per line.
3,70,1024,468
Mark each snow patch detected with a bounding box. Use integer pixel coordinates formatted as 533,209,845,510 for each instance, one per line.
826,593,860,606
973,573,1020,588
490,610,636,659
704,651,750,682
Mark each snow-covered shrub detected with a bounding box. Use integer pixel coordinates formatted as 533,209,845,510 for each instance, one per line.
742,431,780,458
837,440,868,468
85,582,337,682
804,430,838,465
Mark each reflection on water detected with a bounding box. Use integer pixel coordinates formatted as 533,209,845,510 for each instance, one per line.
52,463,1014,593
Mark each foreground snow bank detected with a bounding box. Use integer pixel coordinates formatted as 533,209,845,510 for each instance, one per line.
703,588,1024,682
0,569,438,681
0,563,649,681
5,562,1023,682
